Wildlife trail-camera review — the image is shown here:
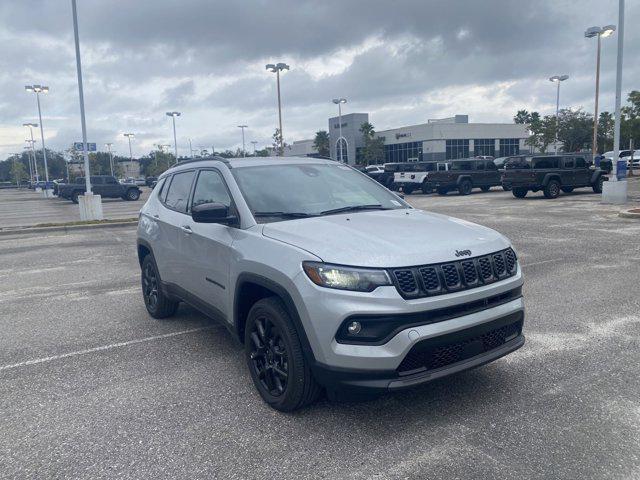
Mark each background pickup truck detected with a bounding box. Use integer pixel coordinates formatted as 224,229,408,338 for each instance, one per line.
57,176,141,203
501,154,605,199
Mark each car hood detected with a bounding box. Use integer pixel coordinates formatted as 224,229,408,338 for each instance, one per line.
261,209,510,267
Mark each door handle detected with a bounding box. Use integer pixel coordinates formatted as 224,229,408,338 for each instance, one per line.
180,225,193,234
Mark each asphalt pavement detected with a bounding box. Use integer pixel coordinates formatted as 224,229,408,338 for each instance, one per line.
1,185,639,479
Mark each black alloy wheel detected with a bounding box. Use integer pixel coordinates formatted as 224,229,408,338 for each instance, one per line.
249,316,289,397
142,259,159,312
593,176,604,193
544,179,561,199
458,179,472,195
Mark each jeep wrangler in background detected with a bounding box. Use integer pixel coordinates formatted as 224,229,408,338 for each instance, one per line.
394,161,437,194
425,158,502,195
501,155,605,199
57,175,142,203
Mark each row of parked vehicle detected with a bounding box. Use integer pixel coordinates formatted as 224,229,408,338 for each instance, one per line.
359,154,607,199
53,175,146,203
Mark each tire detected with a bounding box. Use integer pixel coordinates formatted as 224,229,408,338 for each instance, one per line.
593,176,604,193
480,186,491,192
561,186,574,193
245,297,321,412
421,182,433,194
71,191,80,204
402,185,414,194
458,179,472,196
512,187,528,198
437,188,448,196
126,188,140,201
141,254,179,319
543,179,561,199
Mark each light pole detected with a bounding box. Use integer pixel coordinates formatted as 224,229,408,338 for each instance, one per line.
237,125,248,157
105,143,114,176
123,133,134,160
332,98,347,162
610,0,625,191
24,141,34,182
166,111,181,162
266,62,289,155
585,25,616,157
23,123,39,181
24,85,50,189
549,75,569,153
250,140,258,156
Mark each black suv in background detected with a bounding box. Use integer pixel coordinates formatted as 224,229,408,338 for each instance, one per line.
57,175,142,203
501,154,605,199
426,159,501,195
376,162,412,189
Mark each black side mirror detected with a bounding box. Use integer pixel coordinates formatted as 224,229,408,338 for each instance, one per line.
191,202,237,225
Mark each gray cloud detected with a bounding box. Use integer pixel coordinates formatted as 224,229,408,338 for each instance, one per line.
0,0,638,157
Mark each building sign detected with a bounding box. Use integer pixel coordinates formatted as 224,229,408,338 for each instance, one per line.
395,132,411,140
333,122,347,129
73,142,97,151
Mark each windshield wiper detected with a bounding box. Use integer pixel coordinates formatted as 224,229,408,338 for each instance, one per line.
320,204,390,215
253,211,316,218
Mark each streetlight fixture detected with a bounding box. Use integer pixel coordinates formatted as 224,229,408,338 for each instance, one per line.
24,84,51,192
549,75,569,153
105,143,114,176
123,133,135,160
24,140,35,182
266,62,289,155
250,140,258,156
237,125,248,157
23,123,39,182
585,25,616,157
332,98,347,162
166,111,181,162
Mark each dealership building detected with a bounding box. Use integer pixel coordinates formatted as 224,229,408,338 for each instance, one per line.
284,113,529,165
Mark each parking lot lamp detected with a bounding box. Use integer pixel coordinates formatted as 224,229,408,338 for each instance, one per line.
250,140,258,156
166,112,181,163
23,123,39,181
549,75,569,153
332,98,347,162
24,141,34,182
585,25,616,156
266,63,289,155
238,125,248,157
24,85,50,187
123,133,134,161
105,143,114,176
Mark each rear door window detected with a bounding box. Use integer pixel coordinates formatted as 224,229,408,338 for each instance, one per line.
575,157,587,168
475,161,485,170
163,170,196,213
563,157,575,168
532,157,560,169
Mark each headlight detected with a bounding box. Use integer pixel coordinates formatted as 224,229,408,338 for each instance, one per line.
302,262,392,292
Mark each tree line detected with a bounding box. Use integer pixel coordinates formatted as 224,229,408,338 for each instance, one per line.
515,90,640,154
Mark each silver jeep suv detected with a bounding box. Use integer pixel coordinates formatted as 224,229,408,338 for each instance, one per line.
137,157,524,411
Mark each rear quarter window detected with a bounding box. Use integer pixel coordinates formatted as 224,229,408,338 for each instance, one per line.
532,157,559,169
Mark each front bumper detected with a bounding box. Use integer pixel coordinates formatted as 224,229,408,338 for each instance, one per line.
312,311,524,395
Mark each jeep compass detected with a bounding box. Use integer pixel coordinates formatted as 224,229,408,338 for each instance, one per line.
137,157,525,411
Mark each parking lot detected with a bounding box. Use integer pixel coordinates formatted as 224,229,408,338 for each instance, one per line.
1,184,640,479
0,188,149,229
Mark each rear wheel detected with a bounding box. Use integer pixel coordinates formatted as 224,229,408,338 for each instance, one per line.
245,297,321,412
421,181,432,194
458,179,472,195
593,176,604,193
512,187,528,198
561,186,574,193
402,185,414,194
71,191,80,204
543,179,561,199
141,254,178,318
502,185,512,191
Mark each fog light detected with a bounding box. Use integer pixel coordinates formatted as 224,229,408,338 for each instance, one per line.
347,321,362,335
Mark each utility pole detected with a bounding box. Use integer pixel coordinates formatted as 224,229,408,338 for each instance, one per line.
105,143,114,176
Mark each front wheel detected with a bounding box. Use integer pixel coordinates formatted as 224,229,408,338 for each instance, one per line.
512,187,528,198
593,176,604,193
125,188,140,201
543,179,561,199
421,182,433,194
402,185,414,194
245,297,321,412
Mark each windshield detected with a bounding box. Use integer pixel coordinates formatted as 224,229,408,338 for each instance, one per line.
232,163,409,222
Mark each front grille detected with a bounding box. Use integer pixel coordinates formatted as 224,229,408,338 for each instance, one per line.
389,248,518,299
397,318,522,375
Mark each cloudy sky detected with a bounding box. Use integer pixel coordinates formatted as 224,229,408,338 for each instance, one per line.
0,0,638,159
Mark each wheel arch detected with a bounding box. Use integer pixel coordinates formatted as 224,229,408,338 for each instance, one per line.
137,239,153,267
456,175,473,185
234,273,316,364
542,173,561,186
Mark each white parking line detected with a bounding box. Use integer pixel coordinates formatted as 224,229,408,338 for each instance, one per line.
0,326,216,373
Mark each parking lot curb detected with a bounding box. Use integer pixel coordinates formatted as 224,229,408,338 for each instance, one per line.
0,219,138,236
619,209,640,219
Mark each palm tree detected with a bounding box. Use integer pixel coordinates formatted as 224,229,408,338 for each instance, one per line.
313,130,330,157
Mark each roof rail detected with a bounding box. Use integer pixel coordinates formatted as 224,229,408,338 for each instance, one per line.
173,156,231,167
